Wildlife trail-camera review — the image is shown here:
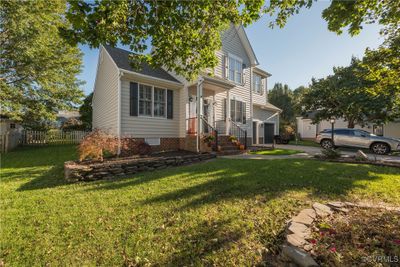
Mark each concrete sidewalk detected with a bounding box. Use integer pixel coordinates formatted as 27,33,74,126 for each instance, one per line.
221,144,400,163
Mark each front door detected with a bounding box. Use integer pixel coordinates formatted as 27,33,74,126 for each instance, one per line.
264,123,274,143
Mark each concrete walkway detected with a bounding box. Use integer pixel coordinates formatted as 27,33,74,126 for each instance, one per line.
221,144,400,163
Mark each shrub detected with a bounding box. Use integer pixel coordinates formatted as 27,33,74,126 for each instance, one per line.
202,135,215,144
137,142,151,156
78,129,118,161
321,148,341,159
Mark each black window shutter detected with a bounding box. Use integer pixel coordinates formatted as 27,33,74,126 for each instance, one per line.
223,98,226,120
167,89,173,119
242,102,246,124
130,82,138,116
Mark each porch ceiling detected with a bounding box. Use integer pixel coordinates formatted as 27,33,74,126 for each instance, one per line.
189,75,235,94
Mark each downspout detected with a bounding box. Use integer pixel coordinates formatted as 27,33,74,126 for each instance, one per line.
117,70,123,155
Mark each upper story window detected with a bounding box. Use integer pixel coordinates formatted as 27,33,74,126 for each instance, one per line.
253,74,262,94
227,55,243,84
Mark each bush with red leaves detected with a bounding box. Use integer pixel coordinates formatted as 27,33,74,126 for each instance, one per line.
78,129,118,161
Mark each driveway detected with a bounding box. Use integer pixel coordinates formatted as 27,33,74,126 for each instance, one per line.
222,144,400,163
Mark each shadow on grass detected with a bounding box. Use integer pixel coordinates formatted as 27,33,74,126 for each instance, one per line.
1,145,75,190
86,158,397,211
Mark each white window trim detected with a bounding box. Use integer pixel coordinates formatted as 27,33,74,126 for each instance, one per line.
138,82,168,119
227,53,243,84
230,98,246,124
253,74,262,94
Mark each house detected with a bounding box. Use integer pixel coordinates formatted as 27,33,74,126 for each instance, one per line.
92,24,281,152
297,113,400,139
0,115,23,135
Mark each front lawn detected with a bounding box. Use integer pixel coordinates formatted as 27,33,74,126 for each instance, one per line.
250,148,304,155
1,145,399,266
291,139,321,147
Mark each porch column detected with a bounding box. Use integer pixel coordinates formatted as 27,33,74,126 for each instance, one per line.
196,77,204,152
226,90,230,135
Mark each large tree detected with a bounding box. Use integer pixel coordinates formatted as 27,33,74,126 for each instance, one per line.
302,57,399,128
0,0,84,128
62,0,399,80
268,83,295,126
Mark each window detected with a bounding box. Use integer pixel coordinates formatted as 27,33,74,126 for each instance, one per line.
253,74,262,94
154,87,166,117
139,84,152,116
10,123,16,129
230,99,246,124
355,130,371,137
228,56,242,84
334,129,353,135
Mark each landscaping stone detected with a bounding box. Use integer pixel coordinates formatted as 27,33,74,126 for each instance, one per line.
356,150,368,160
302,208,316,219
312,203,333,218
288,222,311,238
292,210,315,225
282,245,318,267
64,153,216,182
287,234,308,247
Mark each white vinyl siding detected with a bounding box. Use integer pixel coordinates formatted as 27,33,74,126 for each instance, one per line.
253,106,279,135
121,79,180,137
92,48,119,135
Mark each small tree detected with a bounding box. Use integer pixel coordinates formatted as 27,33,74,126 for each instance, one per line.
78,130,118,161
79,93,93,130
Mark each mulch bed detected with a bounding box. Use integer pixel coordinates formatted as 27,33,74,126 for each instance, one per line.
311,208,400,266
320,157,400,168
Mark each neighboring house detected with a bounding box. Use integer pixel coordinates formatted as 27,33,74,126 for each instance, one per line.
0,115,23,135
56,111,81,128
297,113,400,139
92,24,281,152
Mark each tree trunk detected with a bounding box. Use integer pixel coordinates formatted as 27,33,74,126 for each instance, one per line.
347,119,355,128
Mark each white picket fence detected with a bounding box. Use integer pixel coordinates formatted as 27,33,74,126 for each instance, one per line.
21,130,90,145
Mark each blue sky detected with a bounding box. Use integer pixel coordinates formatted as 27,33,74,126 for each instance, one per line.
78,1,383,95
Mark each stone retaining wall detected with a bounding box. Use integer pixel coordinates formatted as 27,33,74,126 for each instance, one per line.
64,153,216,182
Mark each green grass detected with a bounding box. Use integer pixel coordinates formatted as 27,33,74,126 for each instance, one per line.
291,139,321,147
1,146,400,266
250,148,304,155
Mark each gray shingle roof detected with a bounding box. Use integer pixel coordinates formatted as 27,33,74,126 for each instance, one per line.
103,45,180,83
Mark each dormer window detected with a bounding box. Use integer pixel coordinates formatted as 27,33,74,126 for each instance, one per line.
253,74,262,94
224,54,243,84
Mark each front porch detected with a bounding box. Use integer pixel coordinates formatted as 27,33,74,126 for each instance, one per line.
184,76,248,153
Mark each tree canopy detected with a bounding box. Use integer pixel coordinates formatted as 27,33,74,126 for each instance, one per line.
268,83,295,125
0,0,83,128
301,57,399,128
79,93,93,130
62,0,399,80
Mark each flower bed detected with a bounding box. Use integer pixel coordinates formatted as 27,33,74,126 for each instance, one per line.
276,202,400,267
64,152,216,182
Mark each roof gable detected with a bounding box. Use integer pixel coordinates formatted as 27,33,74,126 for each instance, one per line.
221,24,258,66
103,45,180,83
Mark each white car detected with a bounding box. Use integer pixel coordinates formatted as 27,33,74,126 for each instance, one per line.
316,128,400,155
